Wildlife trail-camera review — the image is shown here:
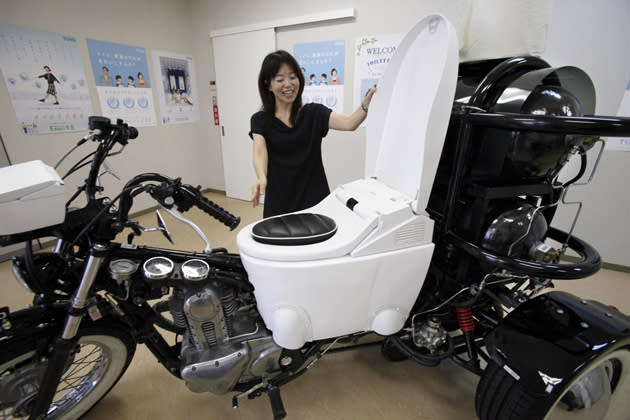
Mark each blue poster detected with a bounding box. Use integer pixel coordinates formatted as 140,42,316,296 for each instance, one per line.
294,40,345,113
0,23,94,134
86,39,156,127
294,40,345,86
87,39,151,88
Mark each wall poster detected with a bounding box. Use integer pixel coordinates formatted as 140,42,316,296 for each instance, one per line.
152,50,200,125
0,23,93,135
353,33,404,126
294,40,345,114
86,39,156,127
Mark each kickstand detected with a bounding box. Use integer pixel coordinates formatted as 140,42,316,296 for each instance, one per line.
231,381,287,420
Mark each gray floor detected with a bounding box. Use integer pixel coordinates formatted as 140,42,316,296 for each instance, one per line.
1,191,629,420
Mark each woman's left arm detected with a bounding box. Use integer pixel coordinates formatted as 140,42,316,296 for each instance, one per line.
329,88,376,131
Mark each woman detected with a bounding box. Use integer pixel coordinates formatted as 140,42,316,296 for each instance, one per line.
250,50,375,218
137,72,148,88
329,68,341,85
36,65,62,104
99,66,114,86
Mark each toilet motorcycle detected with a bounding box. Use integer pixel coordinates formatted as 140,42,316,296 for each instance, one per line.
2,15,630,420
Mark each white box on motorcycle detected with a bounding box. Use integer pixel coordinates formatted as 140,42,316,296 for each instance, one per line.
0,160,65,235
237,14,458,349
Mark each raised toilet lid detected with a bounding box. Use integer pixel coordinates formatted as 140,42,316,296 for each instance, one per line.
365,14,458,215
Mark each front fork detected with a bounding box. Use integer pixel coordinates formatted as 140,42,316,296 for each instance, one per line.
28,243,108,420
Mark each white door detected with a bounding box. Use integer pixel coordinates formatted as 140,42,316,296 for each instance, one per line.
212,29,275,201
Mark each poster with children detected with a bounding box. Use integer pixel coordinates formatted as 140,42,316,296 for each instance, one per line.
151,50,200,125
294,40,345,114
354,33,404,127
0,23,93,134
86,39,156,127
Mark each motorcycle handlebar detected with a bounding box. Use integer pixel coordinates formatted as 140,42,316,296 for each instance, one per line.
119,175,240,231
465,112,630,137
195,194,241,231
88,116,137,144
121,124,138,141
82,118,240,233
447,227,602,280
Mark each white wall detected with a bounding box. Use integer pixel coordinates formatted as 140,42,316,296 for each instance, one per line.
190,0,558,191
0,0,226,214
542,0,630,266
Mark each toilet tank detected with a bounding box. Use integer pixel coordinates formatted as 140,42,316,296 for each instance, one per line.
0,160,65,235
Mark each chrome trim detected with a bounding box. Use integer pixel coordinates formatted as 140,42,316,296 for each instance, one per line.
143,256,174,280
61,244,106,340
181,259,210,281
159,204,212,253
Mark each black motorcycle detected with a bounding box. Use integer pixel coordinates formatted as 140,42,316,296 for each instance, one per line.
2,54,630,420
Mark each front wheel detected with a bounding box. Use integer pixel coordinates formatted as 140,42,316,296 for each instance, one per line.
475,345,630,420
0,323,136,420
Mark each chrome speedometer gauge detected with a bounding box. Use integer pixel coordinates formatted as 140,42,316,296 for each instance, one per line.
143,256,174,280
181,259,210,281
109,259,138,282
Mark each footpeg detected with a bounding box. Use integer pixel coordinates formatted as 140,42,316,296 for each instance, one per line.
267,385,286,420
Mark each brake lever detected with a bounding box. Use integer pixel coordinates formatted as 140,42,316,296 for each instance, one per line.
158,204,212,253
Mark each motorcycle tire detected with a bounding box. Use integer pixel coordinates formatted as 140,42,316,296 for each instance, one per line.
475,344,630,420
0,322,136,420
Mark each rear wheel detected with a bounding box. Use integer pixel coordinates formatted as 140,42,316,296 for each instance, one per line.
475,345,630,420
0,323,136,420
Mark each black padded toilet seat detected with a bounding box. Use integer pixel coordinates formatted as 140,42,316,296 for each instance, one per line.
251,213,337,245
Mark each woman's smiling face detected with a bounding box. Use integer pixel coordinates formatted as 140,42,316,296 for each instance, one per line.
268,63,299,107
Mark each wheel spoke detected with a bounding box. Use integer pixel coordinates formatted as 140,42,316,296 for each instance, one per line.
63,347,100,377
51,345,105,405
2,329,133,420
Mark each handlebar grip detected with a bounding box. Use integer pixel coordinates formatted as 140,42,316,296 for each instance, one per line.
196,195,240,230
127,126,138,140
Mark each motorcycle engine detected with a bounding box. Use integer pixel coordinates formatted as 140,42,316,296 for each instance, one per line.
168,281,282,394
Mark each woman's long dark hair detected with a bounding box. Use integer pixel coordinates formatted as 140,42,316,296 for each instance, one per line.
257,50,305,128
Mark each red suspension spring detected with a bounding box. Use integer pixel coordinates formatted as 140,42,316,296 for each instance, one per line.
455,307,475,332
